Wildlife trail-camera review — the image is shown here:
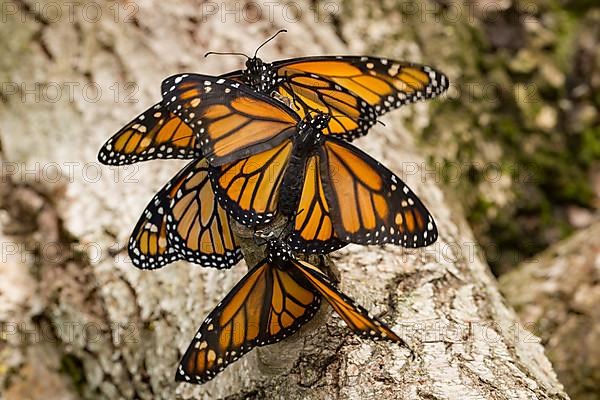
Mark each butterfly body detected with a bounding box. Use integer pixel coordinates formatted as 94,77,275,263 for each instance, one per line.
278,114,330,217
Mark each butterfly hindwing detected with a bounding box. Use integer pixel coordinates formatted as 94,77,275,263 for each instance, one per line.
176,259,321,384
208,139,294,226
128,159,242,270
128,181,182,270
291,257,404,343
161,74,298,166
98,102,199,165
274,74,378,141
167,159,242,269
318,137,438,247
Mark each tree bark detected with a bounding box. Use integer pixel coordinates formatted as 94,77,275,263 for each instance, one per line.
500,221,600,400
0,0,568,399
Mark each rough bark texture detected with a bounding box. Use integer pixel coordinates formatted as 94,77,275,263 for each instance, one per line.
0,1,568,399
500,221,600,400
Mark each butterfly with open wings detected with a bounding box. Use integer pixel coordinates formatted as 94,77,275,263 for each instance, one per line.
98,31,448,166
176,235,408,384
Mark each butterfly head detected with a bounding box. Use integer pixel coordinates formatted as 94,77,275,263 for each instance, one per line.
241,29,286,91
243,57,277,92
245,56,263,71
255,221,294,263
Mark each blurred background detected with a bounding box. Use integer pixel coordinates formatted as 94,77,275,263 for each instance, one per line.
0,0,598,399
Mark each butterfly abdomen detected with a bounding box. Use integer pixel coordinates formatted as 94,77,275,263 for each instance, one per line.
279,152,308,216
277,118,318,216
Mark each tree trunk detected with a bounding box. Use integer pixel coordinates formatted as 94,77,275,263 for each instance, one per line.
0,0,568,399
500,222,600,400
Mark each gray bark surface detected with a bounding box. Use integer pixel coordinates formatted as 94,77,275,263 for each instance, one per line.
500,222,600,400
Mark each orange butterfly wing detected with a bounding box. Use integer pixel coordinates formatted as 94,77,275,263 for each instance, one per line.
128,192,177,270
176,259,321,384
275,56,448,119
291,257,405,344
167,159,242,269
318,137,437,248
128,159,242,269
98,102,199,165
288,154,346,253
275,75,378,141
128,165,189,269
208,139,294,226
161,74,298,166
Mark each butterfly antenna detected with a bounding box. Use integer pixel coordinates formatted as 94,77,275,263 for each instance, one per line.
204,51,250,60
254,29,287,58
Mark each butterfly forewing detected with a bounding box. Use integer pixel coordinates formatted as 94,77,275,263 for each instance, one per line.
208,139,294,226
161,74,298,166
318,137,438,248
288,154,347,253
292,258,404,344
98,102,199,165
274,56,449,119
176,259,321,384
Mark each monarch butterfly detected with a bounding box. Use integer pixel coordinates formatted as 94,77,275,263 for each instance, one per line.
160,74,437,252
98,31,448,165
208,30,447,141
128,158,242,269
176,237,406,384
